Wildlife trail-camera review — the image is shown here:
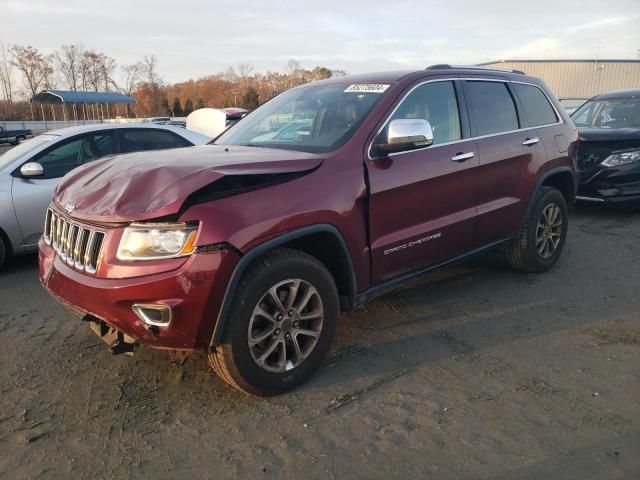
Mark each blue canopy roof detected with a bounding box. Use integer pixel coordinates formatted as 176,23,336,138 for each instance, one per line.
31,90,136,105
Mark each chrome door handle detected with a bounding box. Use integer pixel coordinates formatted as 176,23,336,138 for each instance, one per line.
451,152,475,162
522,137,540,146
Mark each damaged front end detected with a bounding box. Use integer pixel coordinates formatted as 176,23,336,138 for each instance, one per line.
85,315,139,356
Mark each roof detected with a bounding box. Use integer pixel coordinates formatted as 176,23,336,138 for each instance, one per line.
593,88,640,100
38,123,212,143
479,59,640,65
30,90,136,105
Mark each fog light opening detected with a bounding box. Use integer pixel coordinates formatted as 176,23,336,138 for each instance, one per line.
132,304,172,327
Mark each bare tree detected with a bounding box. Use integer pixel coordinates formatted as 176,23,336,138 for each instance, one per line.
237,62,254,79
101,55,117,91
56,44,83,91
0,41,15,118
119,62,143,96
10,45,50,97
117,62,143,116
142,55,163,115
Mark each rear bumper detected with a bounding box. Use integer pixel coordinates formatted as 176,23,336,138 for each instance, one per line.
39,239,240,350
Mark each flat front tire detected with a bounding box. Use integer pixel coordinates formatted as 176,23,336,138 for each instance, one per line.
209,248,338,396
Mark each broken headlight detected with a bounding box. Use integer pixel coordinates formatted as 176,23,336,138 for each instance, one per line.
601,149,640,167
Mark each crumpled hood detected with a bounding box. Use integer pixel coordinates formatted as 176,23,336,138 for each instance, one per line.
55,145,322,223
578,127,640,142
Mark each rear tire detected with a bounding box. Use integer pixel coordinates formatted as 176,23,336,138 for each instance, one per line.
16,136,26,144
507,187,568,273
209,248,339,396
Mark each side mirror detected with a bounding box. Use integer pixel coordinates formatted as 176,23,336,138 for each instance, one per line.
375,119,433,154
20,162,45,178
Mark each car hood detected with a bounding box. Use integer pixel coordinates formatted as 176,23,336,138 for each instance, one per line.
578,127,640,142
55,145,322,223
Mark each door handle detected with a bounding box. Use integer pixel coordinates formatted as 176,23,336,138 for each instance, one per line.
451,152,475,162
522,137,540,146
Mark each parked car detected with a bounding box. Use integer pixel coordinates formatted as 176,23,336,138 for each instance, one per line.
251,119,312,142
571,89,640,203
0,125,33,145
0,123,210,269
39,66,577,395
222,107,248,127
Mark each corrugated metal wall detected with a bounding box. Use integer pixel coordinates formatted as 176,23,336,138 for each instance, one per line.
480,61,640,99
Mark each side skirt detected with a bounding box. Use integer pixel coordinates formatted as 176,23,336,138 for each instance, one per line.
344,237,513,311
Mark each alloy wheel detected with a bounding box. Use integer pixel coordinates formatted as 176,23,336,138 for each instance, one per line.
536,203,563,259
247,278,324,373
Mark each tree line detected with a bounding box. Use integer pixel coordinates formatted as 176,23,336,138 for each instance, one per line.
0,43,346,120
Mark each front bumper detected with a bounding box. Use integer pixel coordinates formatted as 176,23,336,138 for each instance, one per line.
578,161,640,203
39,239,240,350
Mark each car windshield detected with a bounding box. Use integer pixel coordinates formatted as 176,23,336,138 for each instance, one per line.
571,96,640,128
0,134,58,170
214,83,388,153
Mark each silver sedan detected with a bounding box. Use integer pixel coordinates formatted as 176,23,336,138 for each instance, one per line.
0,123,211,269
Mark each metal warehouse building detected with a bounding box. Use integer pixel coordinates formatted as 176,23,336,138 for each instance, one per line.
479,60,640,107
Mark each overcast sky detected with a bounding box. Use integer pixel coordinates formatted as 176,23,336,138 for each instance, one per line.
2,0,639,84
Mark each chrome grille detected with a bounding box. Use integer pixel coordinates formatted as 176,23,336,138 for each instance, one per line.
44,208,105,274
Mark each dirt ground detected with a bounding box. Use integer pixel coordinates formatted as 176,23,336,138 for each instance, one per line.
0,203,638,479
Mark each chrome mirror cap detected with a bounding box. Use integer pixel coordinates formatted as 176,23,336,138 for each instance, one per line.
374,119,434,155
388,118,434,147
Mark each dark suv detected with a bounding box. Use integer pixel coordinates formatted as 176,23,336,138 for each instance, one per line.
39,66,578,395
571,89,640,203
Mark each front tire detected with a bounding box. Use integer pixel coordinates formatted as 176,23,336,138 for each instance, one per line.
209,248,339,396
507,186,568,273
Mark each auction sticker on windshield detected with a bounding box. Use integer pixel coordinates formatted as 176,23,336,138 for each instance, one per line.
344,84,390,93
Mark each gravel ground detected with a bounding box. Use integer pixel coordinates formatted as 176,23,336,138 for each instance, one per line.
0,203,639,479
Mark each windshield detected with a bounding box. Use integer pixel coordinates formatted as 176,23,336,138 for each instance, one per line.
215,83,388,153
571,97,640,128
0,134,58,170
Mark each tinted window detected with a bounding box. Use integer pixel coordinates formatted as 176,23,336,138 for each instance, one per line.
513,83,558,127
79,133,115,163
121,129,190,153
466,81,519,136
375,81,461,148
33,138,83,179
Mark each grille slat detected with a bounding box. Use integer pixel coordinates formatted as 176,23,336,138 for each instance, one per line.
44,208,105,275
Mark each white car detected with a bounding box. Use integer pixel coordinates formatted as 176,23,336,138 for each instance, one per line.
0,123,211,268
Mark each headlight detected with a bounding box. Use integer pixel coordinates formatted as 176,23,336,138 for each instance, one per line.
601,149,640,167
117,223,198,261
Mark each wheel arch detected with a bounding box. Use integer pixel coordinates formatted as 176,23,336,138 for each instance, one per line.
519,166,575,235
210,224,357,347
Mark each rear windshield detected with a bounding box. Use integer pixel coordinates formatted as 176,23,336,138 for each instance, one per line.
215,83,388,153
571,97,640,128
0,134,58,170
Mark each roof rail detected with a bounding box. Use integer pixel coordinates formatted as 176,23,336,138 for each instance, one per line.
425,64,526,75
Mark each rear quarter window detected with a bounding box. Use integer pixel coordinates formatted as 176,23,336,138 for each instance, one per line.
121,129,191,153
513,83,558,127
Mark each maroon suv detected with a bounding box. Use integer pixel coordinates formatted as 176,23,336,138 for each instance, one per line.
39,65,578,395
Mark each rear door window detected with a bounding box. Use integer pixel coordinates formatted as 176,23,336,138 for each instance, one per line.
465,81,519,136
513,83,558,127
79,132,116,163
120,129,191,153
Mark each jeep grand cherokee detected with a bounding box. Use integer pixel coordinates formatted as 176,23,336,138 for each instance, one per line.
39,65,578,395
